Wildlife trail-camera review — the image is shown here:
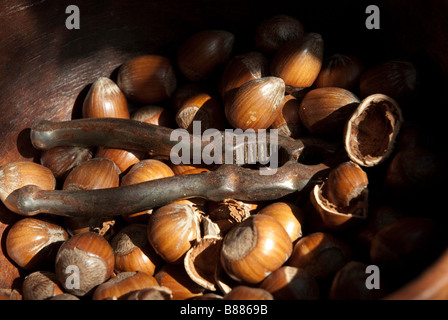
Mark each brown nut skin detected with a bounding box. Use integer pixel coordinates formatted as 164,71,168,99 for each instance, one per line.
92,271,159,300
22,271,64,300
82,77,130,119
117,54,177,104
155,264,205,300
177,30,235,82
270,33,324,92
344,93,403,167
147,203,201,264
257,202,305,242
254,14,305,55
55,231,115,297
6,217,68,270
288,232,352,280
0,161,56,214
111,224,163,276
314,54,364,92
225,76,285,130
223,285,274,300
259,266,320,300
329,261,388,300
359,59,417,102
40,146,93,180
220,51,269,101
220,214,293,284
299,87,360,136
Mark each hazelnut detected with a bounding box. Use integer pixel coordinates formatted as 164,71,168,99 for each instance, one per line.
117,54,177,104
82,77,130,119
225,76,285,130
220,214,293,284
6,217,68,270
299,87,360,135
55,231,115,296
254,14,305,55
177,30,235,82
259,266,320,300
270,33,324,92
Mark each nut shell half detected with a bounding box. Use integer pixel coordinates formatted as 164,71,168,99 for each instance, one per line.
344,94,403,167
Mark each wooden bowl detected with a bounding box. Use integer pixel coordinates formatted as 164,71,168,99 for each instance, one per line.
0,0,446,298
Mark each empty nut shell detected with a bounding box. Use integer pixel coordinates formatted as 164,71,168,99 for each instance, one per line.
344,93,403,167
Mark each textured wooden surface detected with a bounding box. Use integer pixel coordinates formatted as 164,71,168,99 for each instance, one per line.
0,0,446,295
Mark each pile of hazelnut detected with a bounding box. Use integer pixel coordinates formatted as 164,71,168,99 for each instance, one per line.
0,14,443,300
